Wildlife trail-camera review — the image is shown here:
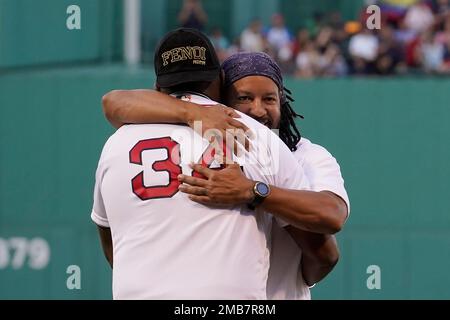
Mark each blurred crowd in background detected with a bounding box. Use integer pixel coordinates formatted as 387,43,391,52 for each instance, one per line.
177,0,450,77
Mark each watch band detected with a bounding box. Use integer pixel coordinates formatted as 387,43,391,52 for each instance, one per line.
247,181,270,210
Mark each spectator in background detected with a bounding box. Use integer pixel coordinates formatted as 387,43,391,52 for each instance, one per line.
277,44,296,75
292,29,310,58
443,41,450,72
404,0,435,33
267,13,292,52
435,7,450,71
295,41,320,78
405,33,422,68
349,28,379,74
376,24,404,74
169,1,450,77
266,14,294,73
394,18,419,45
295,41,347,78
210,27,230,62
418,30,445,72
435,0,450,18
320,44,348,77
330,11,349,50
240,19,265,52
315,26,334,54
436,11,450,45
178,0,208,31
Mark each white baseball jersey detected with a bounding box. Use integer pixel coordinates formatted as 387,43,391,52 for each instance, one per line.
91,93,308,300
267,138,350,300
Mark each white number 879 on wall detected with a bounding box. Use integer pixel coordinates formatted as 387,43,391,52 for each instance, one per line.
0,237,50,270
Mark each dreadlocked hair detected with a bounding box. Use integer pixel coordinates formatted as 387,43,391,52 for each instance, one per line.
279,87,303,152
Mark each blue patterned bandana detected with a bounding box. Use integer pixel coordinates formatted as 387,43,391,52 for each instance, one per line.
222,52,284,96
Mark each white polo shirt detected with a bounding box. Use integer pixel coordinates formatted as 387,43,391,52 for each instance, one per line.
267,138,350,300
91,93,309,299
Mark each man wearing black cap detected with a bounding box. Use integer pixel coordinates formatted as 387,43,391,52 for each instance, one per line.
154,28,220,88
91,28,309,299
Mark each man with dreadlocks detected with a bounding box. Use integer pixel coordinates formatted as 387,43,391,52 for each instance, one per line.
102,52,349,299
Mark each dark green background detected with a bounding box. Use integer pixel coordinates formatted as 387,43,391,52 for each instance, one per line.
2,67,449,299
1,0,449,299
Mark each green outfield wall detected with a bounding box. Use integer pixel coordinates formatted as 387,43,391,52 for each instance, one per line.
1,66,449,299
0,0,123,69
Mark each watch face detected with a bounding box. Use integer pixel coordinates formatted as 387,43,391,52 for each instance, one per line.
256,182,270,196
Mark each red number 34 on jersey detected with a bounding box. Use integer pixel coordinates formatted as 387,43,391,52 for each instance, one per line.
129,137,227,200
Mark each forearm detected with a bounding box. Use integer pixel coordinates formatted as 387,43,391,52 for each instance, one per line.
261,188,347,234
301,235,339,286
179,164,346,233
102,89,191,129
285,226,339,286
97,226,113,268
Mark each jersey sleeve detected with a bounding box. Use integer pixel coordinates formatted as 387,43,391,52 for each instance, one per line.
297,141,350,217
271,133,310,192
91,160,110,228
268,131,311,228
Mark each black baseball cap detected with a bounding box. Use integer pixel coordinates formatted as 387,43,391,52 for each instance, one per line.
154,28,221,88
